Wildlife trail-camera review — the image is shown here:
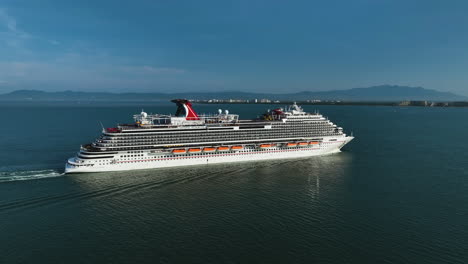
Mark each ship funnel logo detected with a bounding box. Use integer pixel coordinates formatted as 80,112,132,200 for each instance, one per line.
171,99,200,120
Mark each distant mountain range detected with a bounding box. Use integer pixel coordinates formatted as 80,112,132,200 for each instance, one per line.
0,85,465,102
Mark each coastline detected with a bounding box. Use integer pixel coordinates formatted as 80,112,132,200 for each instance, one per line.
194,100,468,107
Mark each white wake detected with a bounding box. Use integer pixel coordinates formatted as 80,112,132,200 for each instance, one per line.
0,169,64,182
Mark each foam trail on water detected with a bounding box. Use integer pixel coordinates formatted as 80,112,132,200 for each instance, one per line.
0,169,64,182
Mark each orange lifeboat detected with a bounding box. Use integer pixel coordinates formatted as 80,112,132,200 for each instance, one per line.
231,146,243,150
298,142,308,147
260,144,274,148
172,149,187,154
203,147,216,152
309,141,319,145
286,143,297,147
217,146,230,151
188,148,201,153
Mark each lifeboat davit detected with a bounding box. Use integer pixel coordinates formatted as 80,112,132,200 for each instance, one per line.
218,146,230,151
298,142,308,147
286,143,297,147
188,148,202,153
173,149,187,154
203,147,216,152
231,146,243,150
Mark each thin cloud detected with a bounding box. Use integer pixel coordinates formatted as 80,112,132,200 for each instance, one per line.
0,8,31,43
0,59,186,88
0,8,57,49
0,8,18,32
49,40,60,45
121,65,186,75
141,66,185,74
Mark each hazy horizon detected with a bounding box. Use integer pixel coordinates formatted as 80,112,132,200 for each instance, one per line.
1,1,468,96
0,84,462,96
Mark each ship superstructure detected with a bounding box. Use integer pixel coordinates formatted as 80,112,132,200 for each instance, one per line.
65,99,354,173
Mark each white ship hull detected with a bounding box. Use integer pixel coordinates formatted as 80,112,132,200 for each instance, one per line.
65,136,353,173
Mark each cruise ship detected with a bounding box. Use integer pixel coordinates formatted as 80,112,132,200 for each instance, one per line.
65,99,354,173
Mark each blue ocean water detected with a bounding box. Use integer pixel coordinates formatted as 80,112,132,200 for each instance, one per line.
0,102,467,263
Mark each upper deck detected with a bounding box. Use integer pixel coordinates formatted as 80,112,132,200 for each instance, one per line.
105,100,328,134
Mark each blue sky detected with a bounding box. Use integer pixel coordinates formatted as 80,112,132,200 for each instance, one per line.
1,0,468,95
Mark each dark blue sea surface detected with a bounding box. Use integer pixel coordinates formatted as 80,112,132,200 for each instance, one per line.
1,103,467,263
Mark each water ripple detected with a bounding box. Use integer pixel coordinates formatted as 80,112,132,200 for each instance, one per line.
0,169,64,182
